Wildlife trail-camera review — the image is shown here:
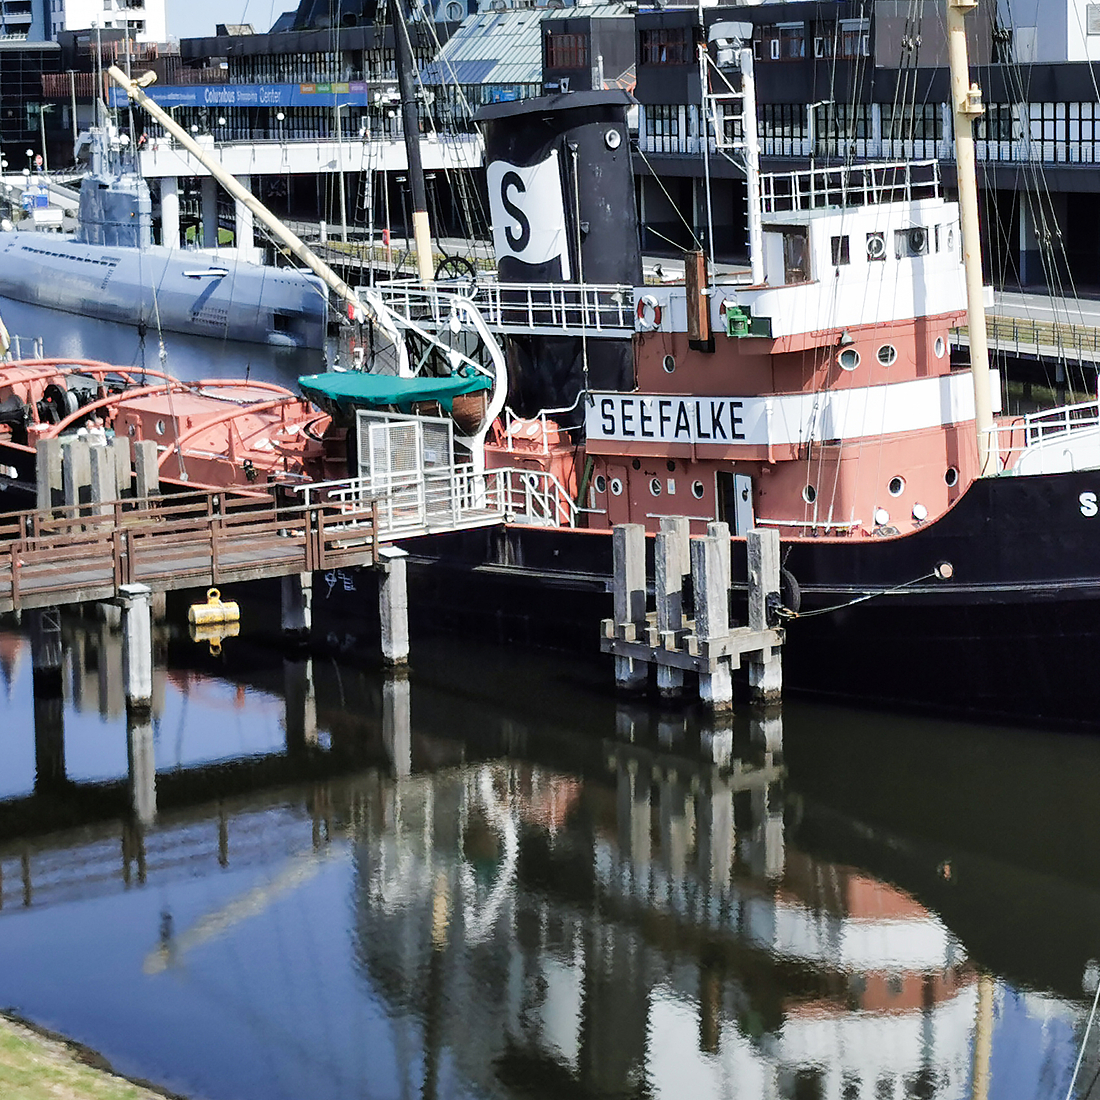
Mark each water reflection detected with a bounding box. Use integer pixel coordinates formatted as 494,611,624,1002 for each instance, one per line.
0,618,1094,1100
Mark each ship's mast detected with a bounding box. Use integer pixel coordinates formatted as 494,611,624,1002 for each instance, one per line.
392,0,434,283
946,0,997,477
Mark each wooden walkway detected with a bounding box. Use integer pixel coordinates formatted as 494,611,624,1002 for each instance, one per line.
0,488,380,613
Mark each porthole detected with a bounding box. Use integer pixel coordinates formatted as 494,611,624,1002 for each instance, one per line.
934,336,946,358
662,355,676,374
631,458,641,471
802,485,817,504
874,507,890,526
127,423,136,436
888,476,905,497
947,228,955,252
594,474,607,493
609,477,623,496
649,478,661,496
666,460,676,472
605,128,622,150
877,344,898,366
154,419,166,436
692,480,705,499
912,502,928,521
944,466,959,487
837,348,860,371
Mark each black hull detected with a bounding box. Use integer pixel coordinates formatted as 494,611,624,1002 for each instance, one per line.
378,469,1100,727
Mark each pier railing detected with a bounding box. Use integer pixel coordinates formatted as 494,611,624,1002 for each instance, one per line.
300,464,577,533
0,488,378,613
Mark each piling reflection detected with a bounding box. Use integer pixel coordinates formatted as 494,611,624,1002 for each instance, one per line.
0,620,1093,1100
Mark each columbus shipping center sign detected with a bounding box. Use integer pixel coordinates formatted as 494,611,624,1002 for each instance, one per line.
108,83,375,109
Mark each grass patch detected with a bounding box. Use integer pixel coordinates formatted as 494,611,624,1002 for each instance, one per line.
0,1014,181,1100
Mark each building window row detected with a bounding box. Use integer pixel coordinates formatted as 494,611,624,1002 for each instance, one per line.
544,32,588,70
640,28,689,66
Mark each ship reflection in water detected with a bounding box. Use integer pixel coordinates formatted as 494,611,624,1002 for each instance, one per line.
0,612,1094,1100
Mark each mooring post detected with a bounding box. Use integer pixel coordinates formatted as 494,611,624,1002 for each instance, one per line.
118,583,155,823
118,584,153,713
382,670,412,778
377,546,410,666
28,606,65,792
612,523,648,691
89,441,118,517
133,439,159,500
35,437,62,512
655,516,689,698
747,528,783,704
281,571,313,643
691,534,733,712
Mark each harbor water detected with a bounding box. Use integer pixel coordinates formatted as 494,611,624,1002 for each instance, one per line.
1,600,1099,1100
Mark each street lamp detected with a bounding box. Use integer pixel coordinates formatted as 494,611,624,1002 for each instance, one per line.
37,104,57,173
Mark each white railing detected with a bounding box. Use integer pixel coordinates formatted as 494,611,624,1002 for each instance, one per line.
298,463,578,535
759,160,941,213
372,280,635,337
496,467,578,528
989,399,1100,475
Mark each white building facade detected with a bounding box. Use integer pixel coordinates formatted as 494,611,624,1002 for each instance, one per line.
49,0,165,42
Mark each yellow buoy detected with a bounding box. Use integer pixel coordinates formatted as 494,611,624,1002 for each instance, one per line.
187,587,241,626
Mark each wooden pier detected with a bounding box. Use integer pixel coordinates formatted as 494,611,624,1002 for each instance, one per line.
0,487,379,614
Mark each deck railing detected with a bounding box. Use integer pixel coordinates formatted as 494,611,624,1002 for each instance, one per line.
373,280,636,337
760,160,942,213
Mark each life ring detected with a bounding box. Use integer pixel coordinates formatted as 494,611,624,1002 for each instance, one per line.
636,294,662,331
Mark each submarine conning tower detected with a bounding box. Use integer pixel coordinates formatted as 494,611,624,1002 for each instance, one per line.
474,90,642,428
72,127,153,250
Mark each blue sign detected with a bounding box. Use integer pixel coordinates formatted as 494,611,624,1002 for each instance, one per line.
109,82,375,109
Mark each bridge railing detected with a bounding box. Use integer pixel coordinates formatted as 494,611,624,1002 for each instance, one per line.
955,315,1100,363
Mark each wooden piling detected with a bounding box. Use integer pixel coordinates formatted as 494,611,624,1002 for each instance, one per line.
691,533,733,712
133,440,159,499
89,442,118,517
655,516,689,697
602,522,785,713
747,528,783,704
62,439,91,514
612,523,648,691
35,438,62,512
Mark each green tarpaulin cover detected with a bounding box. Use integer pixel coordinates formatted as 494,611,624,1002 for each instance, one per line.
299,370,492,415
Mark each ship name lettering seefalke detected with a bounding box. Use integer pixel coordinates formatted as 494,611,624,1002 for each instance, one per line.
1080,492,1098,517
598,396,746,443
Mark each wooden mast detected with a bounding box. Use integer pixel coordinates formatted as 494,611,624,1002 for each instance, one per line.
392,0,435,284
946,0,998,477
